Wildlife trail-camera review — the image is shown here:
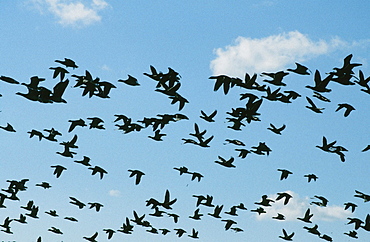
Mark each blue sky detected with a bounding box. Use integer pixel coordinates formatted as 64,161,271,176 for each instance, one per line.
0,0,369,241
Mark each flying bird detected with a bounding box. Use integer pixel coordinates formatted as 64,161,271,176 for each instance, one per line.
128,169,145,185
215,156,236,168
277,169,293,180
88,166,108,179
304,174,318,182
83,232,98,242
118,75,140,86
50,165,67,178
0,123,16,132
55,58,78,69
279,229,294,241
200,110,217,122
268,123,286,135
335,103,355,117
305,96,324,113
287,62,311,75
297,208,313,223
68,119,87,132
69,197,86,209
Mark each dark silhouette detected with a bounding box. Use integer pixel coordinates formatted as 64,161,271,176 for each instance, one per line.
51,165,67,178
287,62,311,75
128,169,145,185
279,229,294,241
297,208,313,223
200,110,217,122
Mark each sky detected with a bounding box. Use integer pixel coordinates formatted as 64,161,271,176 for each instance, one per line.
0,0,369,241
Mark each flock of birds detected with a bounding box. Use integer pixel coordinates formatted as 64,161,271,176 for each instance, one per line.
0,54,369,241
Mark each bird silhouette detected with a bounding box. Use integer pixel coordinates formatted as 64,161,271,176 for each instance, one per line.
303,224,320,236
64,216,78,222
88,202,104,212
313,91,331,102
279,228,294,241
27,129,44,141
221,219,237,230
55,58,78,69
173,166,189,175
188,228,199,239
118,75,140,86
224,206,238,216
103,228,116,240
215,156,236,168
49,66,69,81
118,217,134,234
14,214,27,224
235,148,251,159
255,195,274,206
320,234,333,241
262,71,289,86
51,79,69,103
354,190,370,202
272,213,285,220
189,208,203,220
208,205,223,218
344,202,358,213
25,205,39,219
167,212,179,223
83,231,98,242
87,117,105,129
311,195,328,207
69,197,86,209
287,62,311,75
60,135,78,150
347,217,364,230
174,228,187,237
51,165,67,178
88,166,108,179
304,174,318,182
306,70,333,92
200,110,217,122
189,172,203,182
224,139,245,146
306,96,324,113
48,227,63,234
276,192,293,205
297,208,313,223
158,228,171,235
74,156,92,166
250,207,266,215
0,75,19,84
45,210,58,217
160,189,177,209
148,129,166,141
344,230,358,239
56,144,77,158
128,169,145,185
268,123,286,135
68,119,87,132
362,144,370,152
336,103,355,117
0,123,16,132
277,169,293,180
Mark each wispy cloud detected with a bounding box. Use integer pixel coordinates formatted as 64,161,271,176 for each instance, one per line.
210,31,346,77
255,191,351,222
108,189,121,197
30,0,109,27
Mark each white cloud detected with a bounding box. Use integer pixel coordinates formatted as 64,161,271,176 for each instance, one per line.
210,31,346,77
255,191,351,222
108,189,121,197
31,0,109,27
